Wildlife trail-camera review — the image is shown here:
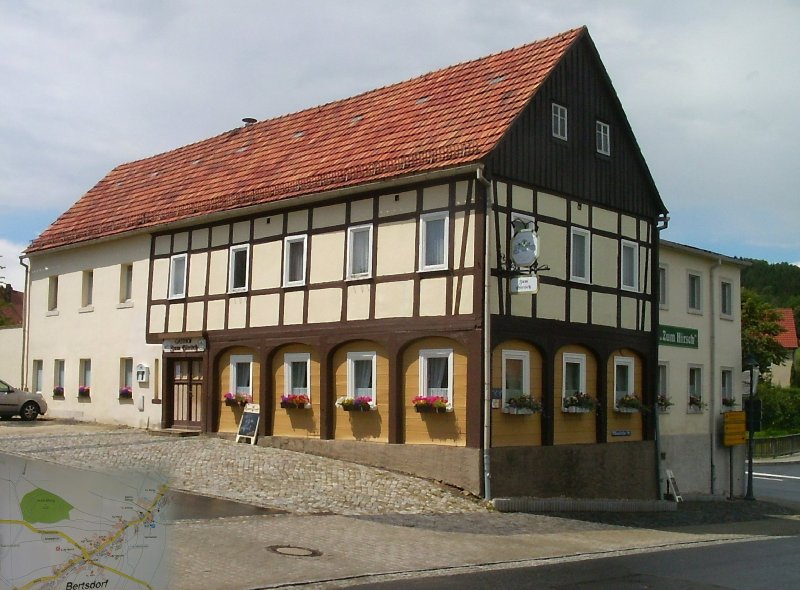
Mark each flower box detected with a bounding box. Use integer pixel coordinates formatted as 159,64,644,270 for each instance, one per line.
615,406,639,413
562,406,591,414
502,407,536,415
562,392,596,413
336,396,374,412
280,401,311,409
657,406,671,414
415,405,449,413
119,387,133,399
343,405,373,412
224,392,252,407
78,386,91,398
52,386,65,398
281,394,311,409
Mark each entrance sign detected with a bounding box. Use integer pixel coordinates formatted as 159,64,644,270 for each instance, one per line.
511,275,539,294
163,338,207,353
236,403,260,445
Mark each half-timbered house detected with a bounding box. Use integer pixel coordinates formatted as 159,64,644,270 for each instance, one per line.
23,27,668,498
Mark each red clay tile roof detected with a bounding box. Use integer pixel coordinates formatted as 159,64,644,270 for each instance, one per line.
776,308,799,349
28,27,585,254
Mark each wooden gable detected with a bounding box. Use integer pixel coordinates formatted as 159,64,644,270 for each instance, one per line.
487,32,666,219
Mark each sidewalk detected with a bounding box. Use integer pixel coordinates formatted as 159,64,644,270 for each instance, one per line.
2,419,799,590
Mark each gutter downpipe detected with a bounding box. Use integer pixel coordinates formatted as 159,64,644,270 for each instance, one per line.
18,256,30,389
709,257,722,495
654,214,669,499
477,167,493,500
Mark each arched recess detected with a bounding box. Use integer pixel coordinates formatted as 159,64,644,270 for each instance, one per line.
331,339,389,442
553,344,598,445
606,348,644,443
402,336,467,446
272,343,320,438
216,345,260,434
491,339,543,447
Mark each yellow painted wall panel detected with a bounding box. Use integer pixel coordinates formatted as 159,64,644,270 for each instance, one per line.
332,341,389,442
272,344,320,438
553,345,597,445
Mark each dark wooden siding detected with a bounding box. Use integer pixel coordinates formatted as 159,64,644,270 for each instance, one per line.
486,35,666,220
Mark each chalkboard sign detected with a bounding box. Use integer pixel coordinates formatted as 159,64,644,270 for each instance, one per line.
236,403,260,445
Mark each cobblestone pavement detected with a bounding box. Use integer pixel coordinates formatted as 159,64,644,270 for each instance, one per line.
0,420,486,515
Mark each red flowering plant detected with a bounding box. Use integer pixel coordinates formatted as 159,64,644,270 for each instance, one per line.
280,394,310,409
411,395,450,412
336,396,374,411
118,387,133,398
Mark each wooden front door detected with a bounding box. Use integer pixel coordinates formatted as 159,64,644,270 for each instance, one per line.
170,359,203,429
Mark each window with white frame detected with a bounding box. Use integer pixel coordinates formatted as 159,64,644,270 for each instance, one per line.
720,280,733,318
32,360,43,393
54,359,65,390
284,353,310,398
620,240,638,291
721,368,734,402
563,353,586,399
552,103,567,140
688,365,703,405
347,225,373,279
81,270,94,308
48,276,59,311
570,227,591,282
283,235,307,287
230,355,253,397
657,363,667,399
347,351,376,403
80,359,92,388
688,272,702,312
614,357,635,405
419,349,453,405
228,244,250,293
119,263,133,303
419,212,448,271
658,266,668,308
120,358,133,389
596,121,610,155
502,350,529,405
169,253,187,299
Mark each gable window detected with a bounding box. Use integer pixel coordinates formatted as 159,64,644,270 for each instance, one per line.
570,227,591,282
552,103,567,140
347,225,373,279
283,235,307,287
32,360,43,393
658,266,668,308
614,357,635,405
119,263,133,303
502,350,529,406
47,276,59,312
596,121,610,155
230,355,253,398
419,212,448,271
81,270,94,308
720,280,733,318
284,353,310,398
347,351,376,403
419,349,453,405
563,353,586,399
169,253,187,299
228,244,250,293
688,272,702,313
620,240,638,291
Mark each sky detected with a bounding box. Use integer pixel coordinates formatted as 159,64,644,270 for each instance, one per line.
1,0,798,291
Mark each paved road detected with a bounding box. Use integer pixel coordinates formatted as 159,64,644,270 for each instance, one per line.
751,461,800,508
348,535,800,589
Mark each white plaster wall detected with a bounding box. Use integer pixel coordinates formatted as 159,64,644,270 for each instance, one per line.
26,235,162,428
0,327,23,386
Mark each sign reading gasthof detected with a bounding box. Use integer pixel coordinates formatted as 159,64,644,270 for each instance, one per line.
658,325,699,349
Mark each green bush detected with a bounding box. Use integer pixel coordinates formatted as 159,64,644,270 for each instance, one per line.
757,382,800,433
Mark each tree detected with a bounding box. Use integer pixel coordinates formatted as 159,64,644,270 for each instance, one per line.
741,288,789,371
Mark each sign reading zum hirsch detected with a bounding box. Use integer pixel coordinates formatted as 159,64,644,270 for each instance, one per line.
658,325,699,348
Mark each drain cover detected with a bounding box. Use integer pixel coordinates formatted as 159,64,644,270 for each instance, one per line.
267,545,321,557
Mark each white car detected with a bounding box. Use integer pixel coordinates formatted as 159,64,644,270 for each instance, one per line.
0,379,48,421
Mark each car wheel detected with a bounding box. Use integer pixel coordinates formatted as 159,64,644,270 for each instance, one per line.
20,402,39,421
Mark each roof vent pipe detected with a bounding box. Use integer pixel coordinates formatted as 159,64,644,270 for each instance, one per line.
242,117,257,126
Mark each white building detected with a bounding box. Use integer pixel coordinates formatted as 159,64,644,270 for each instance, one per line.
657,240,747,498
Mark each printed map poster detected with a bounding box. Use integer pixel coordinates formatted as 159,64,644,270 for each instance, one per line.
0,453,171,589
